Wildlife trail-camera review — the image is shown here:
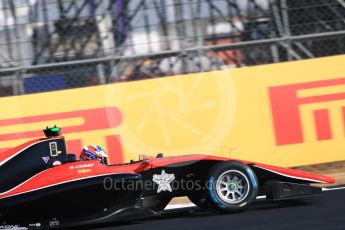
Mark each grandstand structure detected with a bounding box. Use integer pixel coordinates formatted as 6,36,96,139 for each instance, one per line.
0,0,345,96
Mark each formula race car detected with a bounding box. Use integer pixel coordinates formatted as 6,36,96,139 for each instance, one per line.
0,127,335,229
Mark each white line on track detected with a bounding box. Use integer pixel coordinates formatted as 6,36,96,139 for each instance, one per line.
322,186,345,191
165,186,345,210
165,195,266,210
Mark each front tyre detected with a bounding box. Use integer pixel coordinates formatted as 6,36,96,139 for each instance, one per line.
207,161,258,212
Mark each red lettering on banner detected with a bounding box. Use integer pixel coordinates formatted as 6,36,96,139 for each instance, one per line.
269,78,345,145
66,139,83,158
0,107,124,163
0,107,122,141
106,135,123,164
313,109,332,141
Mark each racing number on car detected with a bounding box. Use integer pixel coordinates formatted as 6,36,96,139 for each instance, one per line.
49,142,62,157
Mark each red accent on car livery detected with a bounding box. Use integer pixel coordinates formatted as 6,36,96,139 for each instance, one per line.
252,162,335,184
0,149,335,199
149,155,335,183
0,160,149,199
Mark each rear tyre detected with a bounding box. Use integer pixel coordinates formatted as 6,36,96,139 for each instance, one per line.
206,161,258,213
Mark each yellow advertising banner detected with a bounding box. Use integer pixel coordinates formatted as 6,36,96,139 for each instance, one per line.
1,55,345,167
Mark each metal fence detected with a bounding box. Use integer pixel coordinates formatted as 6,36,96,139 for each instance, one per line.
0,0,345,97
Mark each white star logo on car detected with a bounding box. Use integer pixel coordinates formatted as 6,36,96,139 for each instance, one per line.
152,170,175,193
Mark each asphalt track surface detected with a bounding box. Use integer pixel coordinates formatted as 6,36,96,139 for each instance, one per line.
82,188,345,230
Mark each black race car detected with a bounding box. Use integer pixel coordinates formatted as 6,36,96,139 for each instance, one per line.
0,127,335,229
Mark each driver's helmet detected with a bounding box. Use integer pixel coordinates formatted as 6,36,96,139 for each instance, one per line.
80,145,108,164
